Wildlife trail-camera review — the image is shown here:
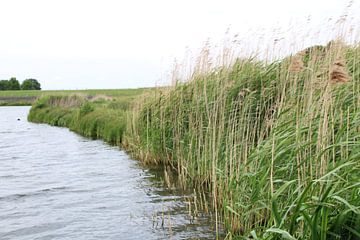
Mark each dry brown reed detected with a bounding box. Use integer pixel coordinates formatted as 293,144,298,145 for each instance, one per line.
289,53,305,73
330,58,350,83
46,94,86,107
88,94,114,102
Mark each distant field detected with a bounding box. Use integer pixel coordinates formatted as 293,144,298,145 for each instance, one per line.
0,88,150,106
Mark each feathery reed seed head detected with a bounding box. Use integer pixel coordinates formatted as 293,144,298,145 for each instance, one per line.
289,54,304,73
330,58,349,84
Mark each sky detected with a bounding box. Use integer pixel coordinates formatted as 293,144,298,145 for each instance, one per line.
0,0,358,90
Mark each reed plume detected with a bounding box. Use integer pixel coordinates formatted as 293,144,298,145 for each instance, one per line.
289,53,304,73
330,58,350,83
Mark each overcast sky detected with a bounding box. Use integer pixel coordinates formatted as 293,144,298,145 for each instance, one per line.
0,0,358,90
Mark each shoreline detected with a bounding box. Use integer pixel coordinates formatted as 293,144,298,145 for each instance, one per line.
25,43,360,239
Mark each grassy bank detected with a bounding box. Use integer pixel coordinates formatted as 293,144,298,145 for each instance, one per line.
0,88,148,106
28,93,145,145
28,42,360,239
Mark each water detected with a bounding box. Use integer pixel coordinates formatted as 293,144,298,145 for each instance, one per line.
0,107,218,240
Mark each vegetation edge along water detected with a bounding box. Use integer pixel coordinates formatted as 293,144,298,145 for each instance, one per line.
27,42,360,239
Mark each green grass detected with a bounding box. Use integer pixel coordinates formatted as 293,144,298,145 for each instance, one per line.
0,88,149,106
27,89,149,145
28,42,360,239
0,88,148,97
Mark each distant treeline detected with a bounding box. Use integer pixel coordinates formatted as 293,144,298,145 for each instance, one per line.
0,78,41,91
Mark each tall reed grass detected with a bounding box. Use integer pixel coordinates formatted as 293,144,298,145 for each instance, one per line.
123,41,360,239
28,32,360,239
29,42,360,238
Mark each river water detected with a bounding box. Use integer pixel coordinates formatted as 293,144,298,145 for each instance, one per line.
0,107,218,240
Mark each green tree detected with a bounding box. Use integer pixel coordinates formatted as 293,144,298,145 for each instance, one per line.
0,80,9,90
8,77,20,90
21,79,41,90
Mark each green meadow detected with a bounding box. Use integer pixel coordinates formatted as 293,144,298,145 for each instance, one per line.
0,88,148,106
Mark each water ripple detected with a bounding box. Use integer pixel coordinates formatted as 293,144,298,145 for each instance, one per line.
0,107,218,240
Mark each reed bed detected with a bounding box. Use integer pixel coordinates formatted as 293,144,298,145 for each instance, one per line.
124,42,360,239
28,42,360,239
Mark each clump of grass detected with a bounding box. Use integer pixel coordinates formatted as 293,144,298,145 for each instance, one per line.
79,101,95,116
28,94,136,145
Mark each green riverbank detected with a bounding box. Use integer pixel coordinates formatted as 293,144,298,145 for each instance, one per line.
28,43,360,239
